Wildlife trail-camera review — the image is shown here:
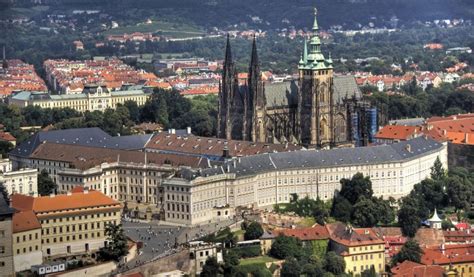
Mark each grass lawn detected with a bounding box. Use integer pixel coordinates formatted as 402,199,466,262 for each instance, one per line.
300,217,316,227
239,256,277,266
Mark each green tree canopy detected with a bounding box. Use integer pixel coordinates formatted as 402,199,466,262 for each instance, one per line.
270,236,303,260
200,256,222,277
38,169,57,196
244,221,264,240
281,257,301,277
98,223,129,262
391,240,423,266
339,173,373,205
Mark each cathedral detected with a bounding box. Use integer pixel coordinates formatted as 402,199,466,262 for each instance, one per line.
217,10,376,148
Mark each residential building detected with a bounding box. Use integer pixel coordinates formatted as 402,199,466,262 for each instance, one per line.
9,85,152,112
12,210,42,272
0,131,16,146
163,137,447,226
421,244,474,276
327,223,385,275
188,241,223,275
0,59,47,98
391,260,446,277
0,191,14,275
11,188,122,259
446,47,472,55
272,225,329,249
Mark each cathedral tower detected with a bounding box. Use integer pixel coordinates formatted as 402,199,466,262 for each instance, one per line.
247,36,266,142
217,35,238,140
297,8,334,146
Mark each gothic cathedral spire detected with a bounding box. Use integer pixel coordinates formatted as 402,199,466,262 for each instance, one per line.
217,34,237,140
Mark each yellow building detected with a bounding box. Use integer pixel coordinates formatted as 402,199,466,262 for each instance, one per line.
12,210,42,272
9,85,151,112
11,188,121,260
327,223,385,275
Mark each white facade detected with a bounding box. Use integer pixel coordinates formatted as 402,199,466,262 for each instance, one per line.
0,163,38,197
163,139,448,226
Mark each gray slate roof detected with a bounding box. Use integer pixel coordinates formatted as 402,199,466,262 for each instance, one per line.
192,136,443,179
263,76,361,109
10,127,152,158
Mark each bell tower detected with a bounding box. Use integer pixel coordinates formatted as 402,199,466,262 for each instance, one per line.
297,8,334,147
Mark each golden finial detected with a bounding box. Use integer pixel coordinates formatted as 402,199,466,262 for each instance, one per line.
314,7,318,16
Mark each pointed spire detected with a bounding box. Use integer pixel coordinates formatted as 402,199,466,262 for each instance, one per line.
303,38,308,62
250,34,259,67
312,7,319,32
224,34,232,65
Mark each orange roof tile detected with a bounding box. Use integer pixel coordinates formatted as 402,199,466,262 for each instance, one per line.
375,125,421,140
273,226,329,241
391,260,445,277
11,190,120,213
12,210,41,233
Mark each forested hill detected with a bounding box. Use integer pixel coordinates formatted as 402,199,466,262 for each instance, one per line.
5,0,474,29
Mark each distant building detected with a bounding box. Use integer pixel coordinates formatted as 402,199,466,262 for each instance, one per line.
375,125,421,144
446,47,472,55
421,243,474,275
391,260,446,277
9,85,151,112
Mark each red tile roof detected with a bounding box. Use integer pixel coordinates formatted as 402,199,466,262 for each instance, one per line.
145,133,301,157
273,226,329,241
375,125,421,141
0,131,16,142
11,189,120,213
421,243,474,265
12,210,41,233
326,223,384,247
391,260,445,277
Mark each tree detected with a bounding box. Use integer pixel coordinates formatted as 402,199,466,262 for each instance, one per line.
223,250,239,275
391,240,423,266
446,176,473,212
98,223,129,261
398,195,423,237
352,196,379,227
281,257,301,277
338,173,373,205
361,266,377,277
324,251,345,275
0,141,13,158
331,196,352,223
0,182,9,205
37,169,57,196
270,236,303,259
244,221,264,240
430,157,446,181
200,256,221,277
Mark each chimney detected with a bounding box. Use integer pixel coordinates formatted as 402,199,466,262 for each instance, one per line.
171,129,176,134
186,127,192,135
49,193,55,198
67,191,72,196
222,146,230,159
465,133,469,143
441,243,445,255
84,187,89,194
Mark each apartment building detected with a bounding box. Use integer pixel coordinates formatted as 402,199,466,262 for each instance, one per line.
11,188,121,259
163,137,447,226
327,223,385,275
12,210,42,272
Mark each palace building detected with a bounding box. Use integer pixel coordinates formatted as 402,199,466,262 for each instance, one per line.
218,9,377,147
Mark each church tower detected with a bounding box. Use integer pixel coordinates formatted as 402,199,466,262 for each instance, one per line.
217,35,238,140
246,36,266,143
297,8,334,147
